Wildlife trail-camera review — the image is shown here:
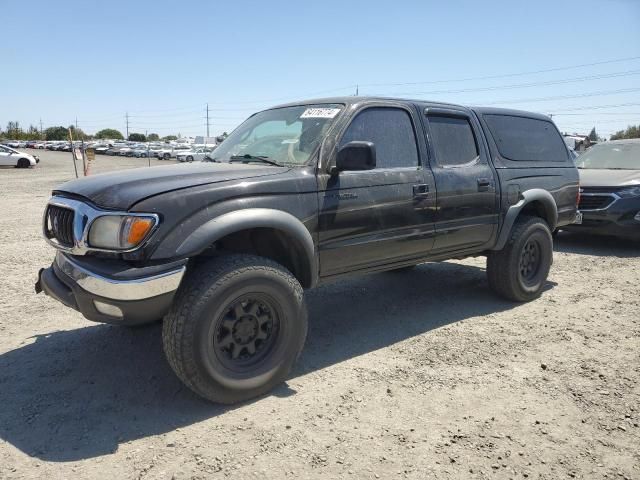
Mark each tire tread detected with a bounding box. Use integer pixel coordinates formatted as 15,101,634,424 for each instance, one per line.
487,215,552,302
162,254,306,404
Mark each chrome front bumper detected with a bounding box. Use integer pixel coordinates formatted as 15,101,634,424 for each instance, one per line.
36,252,187,325
55,252,185,301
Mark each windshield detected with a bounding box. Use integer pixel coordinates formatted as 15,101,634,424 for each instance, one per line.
575,142,640,170
208,104,343,166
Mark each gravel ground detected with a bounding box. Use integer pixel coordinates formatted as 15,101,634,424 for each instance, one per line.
0,151,638,479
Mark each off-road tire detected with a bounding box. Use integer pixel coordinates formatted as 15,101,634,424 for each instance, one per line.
16,158,30,168
487,215,553,302
163,254,307,404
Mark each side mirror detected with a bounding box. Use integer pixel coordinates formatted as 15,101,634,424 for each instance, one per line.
333,141,376,174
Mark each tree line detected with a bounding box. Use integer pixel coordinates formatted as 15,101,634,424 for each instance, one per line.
610,125,640,141
0,121,177,142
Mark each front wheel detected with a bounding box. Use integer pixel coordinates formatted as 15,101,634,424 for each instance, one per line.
163,254,308,404
16,158,31,168
487,216,553,302
186,155,193,162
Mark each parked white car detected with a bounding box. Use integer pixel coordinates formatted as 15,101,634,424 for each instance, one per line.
0,145,39,168
176,148,213,162
155,147,174,160
171,145,193,158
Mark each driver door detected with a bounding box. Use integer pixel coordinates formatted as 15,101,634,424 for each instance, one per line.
316,106,436,277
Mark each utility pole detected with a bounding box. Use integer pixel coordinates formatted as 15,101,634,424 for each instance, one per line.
75,117,78,130
39,118,43,139
125,112,129,140
206,103,210,138
355,85,359,96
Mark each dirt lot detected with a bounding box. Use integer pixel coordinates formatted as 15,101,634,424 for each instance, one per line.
0,151,638,479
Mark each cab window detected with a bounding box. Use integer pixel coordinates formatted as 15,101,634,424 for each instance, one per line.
340,108,419,169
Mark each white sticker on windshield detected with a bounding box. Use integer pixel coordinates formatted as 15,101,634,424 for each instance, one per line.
300,108,341,119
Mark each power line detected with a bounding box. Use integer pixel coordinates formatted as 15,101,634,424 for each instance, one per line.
358,55,640,88
555,118,638,124
381,69,640,96
484,87,640,105
546,102,640,112
127,110,205,118
552,112,640,116
127,104,204,114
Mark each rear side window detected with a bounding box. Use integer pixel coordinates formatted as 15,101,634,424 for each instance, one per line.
340,107,419,168
427,116,479,166
484,114,568,162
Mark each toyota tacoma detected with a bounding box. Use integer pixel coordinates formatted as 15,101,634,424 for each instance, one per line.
36,97,579,404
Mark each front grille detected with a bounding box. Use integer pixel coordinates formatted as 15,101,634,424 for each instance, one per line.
578,194,615,211
46,205,75,247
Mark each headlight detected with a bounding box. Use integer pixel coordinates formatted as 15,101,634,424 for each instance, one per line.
88,215,157,250
617,185,640,198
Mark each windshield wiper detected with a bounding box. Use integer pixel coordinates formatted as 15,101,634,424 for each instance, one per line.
229,154,282,167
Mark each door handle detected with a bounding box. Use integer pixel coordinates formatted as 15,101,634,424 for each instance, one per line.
413,184,429,197
477,178,492,192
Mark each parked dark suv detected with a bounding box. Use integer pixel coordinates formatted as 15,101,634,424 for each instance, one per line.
563,139,640,240
36,97,579,403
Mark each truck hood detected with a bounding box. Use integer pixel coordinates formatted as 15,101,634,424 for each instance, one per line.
578,168,640,188
54,162,288,210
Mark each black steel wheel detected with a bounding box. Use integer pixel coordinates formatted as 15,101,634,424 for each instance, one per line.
163,254,307,404
212,294,281,371
487,216,553,302
519,238,541,286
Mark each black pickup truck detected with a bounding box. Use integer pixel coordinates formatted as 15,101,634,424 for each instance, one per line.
36,97,579,404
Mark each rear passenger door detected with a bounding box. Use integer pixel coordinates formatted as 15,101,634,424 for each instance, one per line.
423,108,499,252
317,106,436,277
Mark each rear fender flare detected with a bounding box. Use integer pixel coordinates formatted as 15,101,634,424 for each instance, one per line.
492,188,558,251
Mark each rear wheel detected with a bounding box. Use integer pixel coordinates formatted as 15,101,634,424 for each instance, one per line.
163,254,307,404
487,216,553,302
163,153,170,160
16,158,30,168
186,155,193,162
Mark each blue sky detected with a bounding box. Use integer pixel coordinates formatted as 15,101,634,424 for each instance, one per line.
2,0,639,139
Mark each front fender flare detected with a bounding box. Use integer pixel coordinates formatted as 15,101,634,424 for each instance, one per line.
492,189,558,251
175,208,318,287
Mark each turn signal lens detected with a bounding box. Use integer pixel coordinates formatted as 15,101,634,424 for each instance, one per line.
123,217,155,247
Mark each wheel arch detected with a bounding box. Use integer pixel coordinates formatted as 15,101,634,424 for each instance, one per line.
175,208,318,288
492,188,558,251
